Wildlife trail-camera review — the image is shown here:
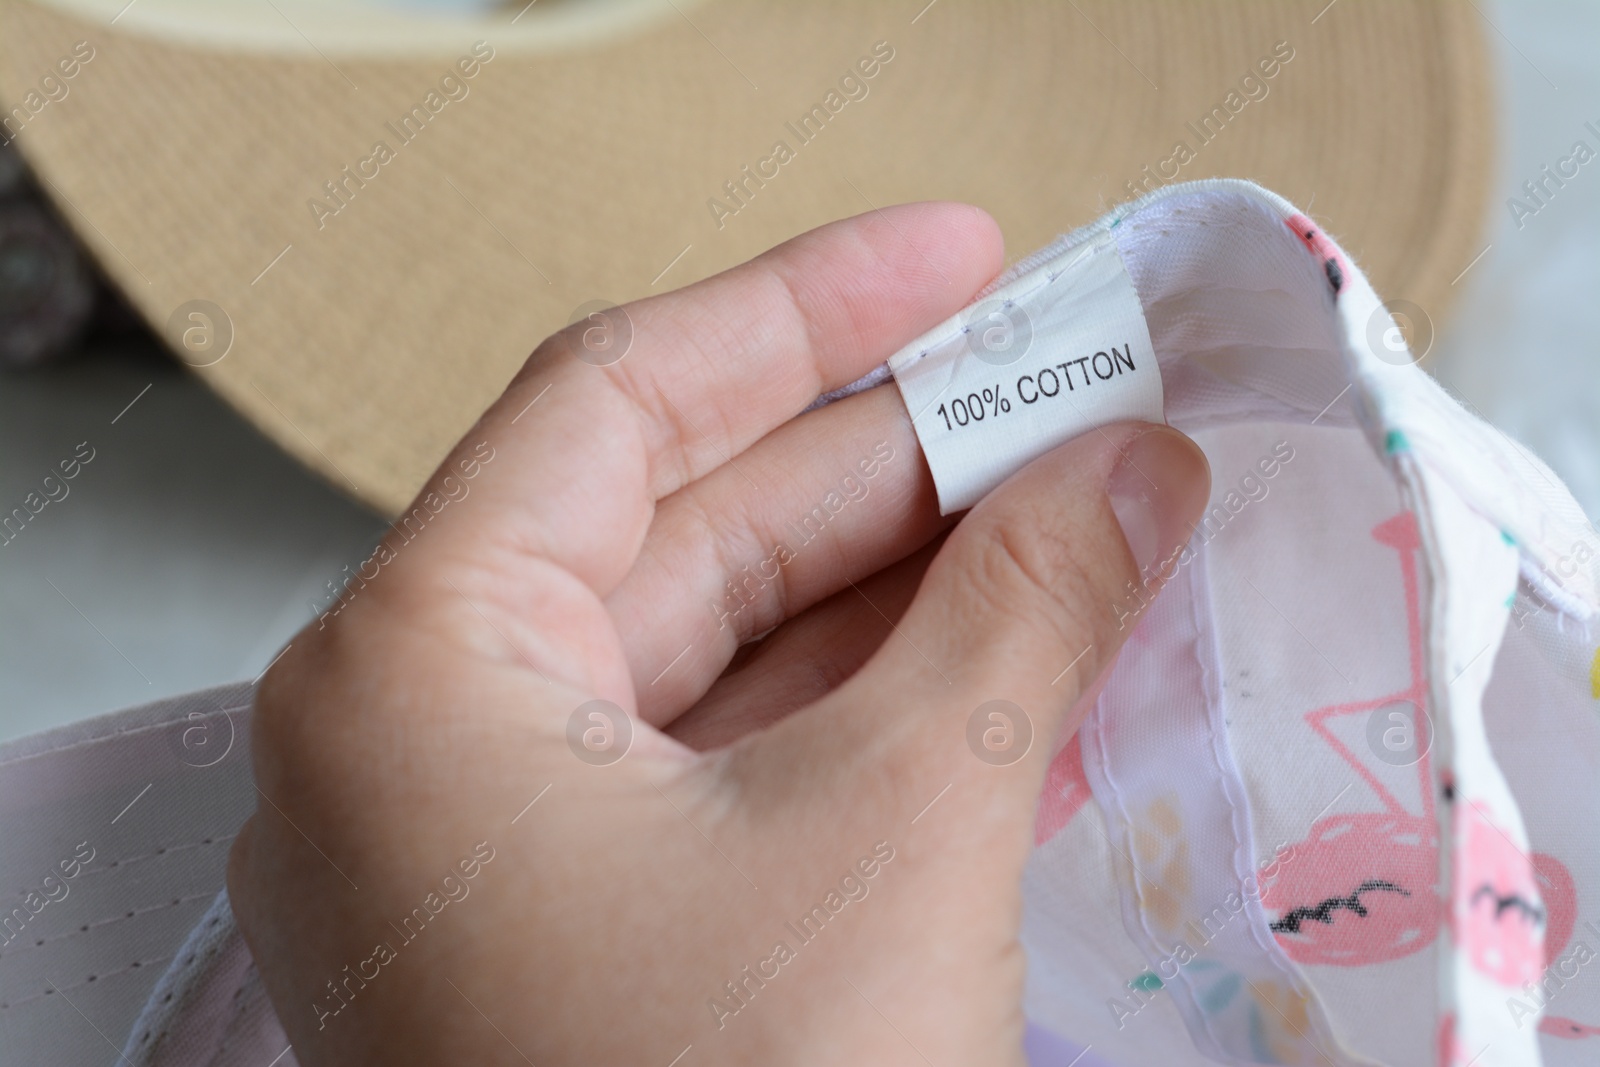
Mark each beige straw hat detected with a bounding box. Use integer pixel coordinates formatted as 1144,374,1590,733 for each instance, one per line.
0,0,1493,516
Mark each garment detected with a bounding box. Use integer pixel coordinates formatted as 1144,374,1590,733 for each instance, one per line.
984,180,1598,1067
0,180,1593,1067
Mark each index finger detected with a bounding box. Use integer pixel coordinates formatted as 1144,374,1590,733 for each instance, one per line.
423,201,1004,596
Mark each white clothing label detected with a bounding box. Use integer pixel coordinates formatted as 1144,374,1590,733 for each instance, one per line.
890,233,1163,514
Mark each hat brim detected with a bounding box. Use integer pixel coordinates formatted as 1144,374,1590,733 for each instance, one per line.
0,0,1494,516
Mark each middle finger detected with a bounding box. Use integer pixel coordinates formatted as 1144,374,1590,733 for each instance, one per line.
606,382,946,725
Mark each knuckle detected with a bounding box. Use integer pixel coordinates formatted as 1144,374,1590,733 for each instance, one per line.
249,621,363,771
248,646,318,771
509,333,566,389
962,511,1108,651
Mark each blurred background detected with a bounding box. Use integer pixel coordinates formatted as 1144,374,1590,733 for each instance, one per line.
0,0,1595,743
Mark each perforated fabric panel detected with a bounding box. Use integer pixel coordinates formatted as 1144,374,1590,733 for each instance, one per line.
0,683,254,1067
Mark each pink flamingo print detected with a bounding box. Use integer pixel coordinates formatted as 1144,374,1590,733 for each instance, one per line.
1032,507,1594,1043
1541,1015,1600,1039
1261,513,1442,965
1261,513,1571,982
1455,798,1546,986
1035,733,1091,846
1285,213,1351,297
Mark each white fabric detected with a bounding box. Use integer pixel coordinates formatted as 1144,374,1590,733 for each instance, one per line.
888,229,1163,514
0,681,254,1067
1018,180,1596,1067
120,889,294,1067
0,180,1594,1067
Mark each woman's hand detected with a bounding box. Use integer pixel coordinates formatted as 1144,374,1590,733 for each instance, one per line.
228,202,1210,1065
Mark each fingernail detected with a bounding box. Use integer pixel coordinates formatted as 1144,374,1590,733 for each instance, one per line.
1107,427,1211,575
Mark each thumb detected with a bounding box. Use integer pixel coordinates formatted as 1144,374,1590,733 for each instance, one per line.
816,421,1210,816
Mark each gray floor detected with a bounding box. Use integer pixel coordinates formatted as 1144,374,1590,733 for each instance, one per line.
0,0,1595,745
0,341,384,741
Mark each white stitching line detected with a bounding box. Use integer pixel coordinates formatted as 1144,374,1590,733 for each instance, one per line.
0,890,215,958
1078,650,1205,1038
894,239,1110,369
0,704,250,771
1126,560,1232,1056
73,834,237,886
0,955,173,1010
1188,537,1350,1060
0,834,234,902
1191,554,1269,960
